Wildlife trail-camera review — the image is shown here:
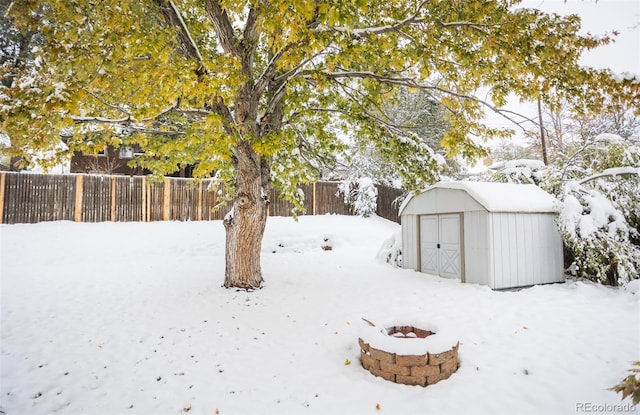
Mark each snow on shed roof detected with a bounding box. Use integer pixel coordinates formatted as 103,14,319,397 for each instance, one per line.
399,181,560,214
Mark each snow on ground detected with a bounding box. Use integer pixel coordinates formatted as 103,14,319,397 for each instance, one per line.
1,215,638,415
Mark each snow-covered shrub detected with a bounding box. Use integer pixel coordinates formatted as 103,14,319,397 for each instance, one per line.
556,136,640,286
494,159,546,185
558,181,640,286
492,158,563,195
493,135,640,287
376,229,402,267
337,177,378,217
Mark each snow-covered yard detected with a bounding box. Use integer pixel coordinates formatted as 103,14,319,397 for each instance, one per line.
1,215,638,414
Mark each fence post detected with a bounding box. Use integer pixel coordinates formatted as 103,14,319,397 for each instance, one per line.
141,176,146,222
312,182,316,216
0,172,5,224
163,178,171,221
146,180,151,221
74,175,83,222
110,176,116,222
197,181,202,221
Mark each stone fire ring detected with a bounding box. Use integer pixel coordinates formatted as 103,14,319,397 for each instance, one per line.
359,321,460,387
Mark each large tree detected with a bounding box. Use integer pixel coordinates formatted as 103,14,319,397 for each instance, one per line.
2,0,637,289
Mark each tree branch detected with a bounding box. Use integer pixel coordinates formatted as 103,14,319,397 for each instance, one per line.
82,89,133,116
578,167,640,185
254,40,312,100
273,49,333,84
208,96,236,135
174,108,212,117
330,78,411,137
69,115,185,137
314,69,541,134
243,6,259,46
140,98,181,122
128,126,184,136
204,0,241,56
258,81,287,131
154,0,209,76
312,0,429,37
434,19,498,34
71,115,132,124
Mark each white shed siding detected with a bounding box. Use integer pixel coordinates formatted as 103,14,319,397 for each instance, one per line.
401,215,419,271
490,213,563,289
463,211,490,285
491,213,521,289
539,214,565,283
400,188,485,215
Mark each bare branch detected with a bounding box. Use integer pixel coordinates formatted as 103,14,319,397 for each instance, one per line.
254,50,282,95
316,69,426,88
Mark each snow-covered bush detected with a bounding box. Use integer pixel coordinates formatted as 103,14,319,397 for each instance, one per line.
337,177,378,217
494,159,546,185
492,135,640,287
558,181,640,286
492,158,563,195
376,229,402,267
559,134,640,180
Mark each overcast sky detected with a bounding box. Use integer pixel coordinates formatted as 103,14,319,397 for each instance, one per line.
481,0,640,136
523,0,640,73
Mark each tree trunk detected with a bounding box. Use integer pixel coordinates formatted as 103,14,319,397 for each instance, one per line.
537,98,549,165
223,140,269,289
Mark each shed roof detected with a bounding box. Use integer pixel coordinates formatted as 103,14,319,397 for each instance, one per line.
399,181,560,214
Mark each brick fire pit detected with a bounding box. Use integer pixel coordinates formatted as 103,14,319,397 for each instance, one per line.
359,323,460,387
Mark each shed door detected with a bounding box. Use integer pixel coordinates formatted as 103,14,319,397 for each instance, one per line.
419,216,439,275
419,214,462,279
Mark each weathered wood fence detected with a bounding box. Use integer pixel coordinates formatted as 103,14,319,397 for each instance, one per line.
0,172,404,224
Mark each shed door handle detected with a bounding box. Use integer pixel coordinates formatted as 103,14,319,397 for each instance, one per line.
437,243,441,249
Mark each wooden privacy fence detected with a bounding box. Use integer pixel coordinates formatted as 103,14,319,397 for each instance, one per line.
0,172,404,225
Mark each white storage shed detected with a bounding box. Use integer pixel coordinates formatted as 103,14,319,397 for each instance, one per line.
399,182,564,290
